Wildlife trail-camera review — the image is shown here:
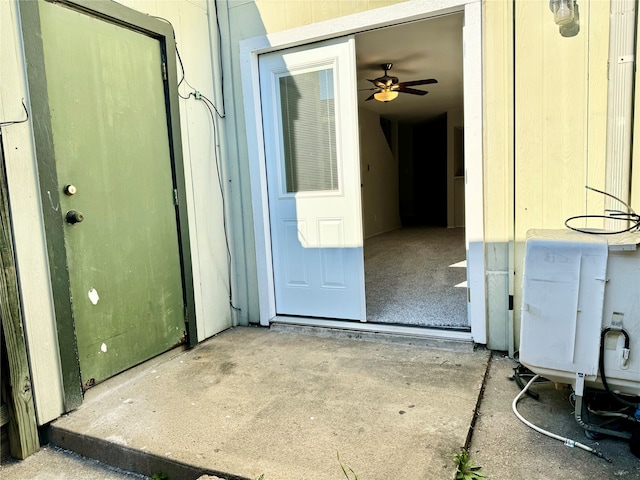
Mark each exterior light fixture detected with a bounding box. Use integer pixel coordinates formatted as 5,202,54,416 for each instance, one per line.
374,89,398,102
549,0,580,37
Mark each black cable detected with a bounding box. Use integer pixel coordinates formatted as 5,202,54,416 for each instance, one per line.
599,327,638,408
0,99,29,128
200,93,225,119
565,213,640,234
199,98,240,312
565,186,640,234
150,14,225,115
174,46,202,100
212,0,227,117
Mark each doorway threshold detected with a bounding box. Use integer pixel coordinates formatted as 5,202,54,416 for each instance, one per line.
271,316,474,351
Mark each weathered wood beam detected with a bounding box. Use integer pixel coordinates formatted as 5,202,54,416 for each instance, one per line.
0,134,40,459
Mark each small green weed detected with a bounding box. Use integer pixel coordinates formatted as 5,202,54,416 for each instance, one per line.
337,452,359,480
454,448,486,480
152,473,169,480
254,453,359,479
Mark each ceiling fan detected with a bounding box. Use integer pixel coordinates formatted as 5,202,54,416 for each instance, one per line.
364,63,437,102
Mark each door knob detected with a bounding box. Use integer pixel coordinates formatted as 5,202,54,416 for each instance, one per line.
66,210,84,224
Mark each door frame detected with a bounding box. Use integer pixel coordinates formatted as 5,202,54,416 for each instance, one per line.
241,0,486,343
19,0,197,410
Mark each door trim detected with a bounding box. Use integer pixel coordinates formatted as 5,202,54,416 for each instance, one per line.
241,0,486,342
19,0,196,410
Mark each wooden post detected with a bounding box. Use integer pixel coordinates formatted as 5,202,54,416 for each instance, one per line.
0,134,40,459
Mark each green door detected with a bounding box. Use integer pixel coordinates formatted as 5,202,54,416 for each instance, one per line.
35,1,188,386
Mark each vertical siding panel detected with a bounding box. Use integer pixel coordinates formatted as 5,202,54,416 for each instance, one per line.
515,1,546,235
311,1,342,23
284,1,313,28
0,0,65,425
483,0,513,350
514,0,609,349
631,4,640,208
586,1,610,216
339,1,368,17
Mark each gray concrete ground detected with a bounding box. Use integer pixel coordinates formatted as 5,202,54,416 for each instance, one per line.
1,327,639,479
0,444,149,479
471,354,640,480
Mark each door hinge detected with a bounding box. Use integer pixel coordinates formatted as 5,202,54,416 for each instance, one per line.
162,62,167,81
509,295,514,311
173,189,179,206
467,288,470,303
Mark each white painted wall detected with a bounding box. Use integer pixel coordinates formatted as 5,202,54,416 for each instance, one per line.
359,108,402,238
2,0,230,424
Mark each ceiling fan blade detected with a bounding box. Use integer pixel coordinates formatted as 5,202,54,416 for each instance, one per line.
364,93,376,101
398,79,438,87
397,86,429,96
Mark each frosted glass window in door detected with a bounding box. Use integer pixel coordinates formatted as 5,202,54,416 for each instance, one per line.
279,68,338,193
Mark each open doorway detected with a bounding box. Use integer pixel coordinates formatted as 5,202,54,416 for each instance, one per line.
242,0,485,339
356,14,468,329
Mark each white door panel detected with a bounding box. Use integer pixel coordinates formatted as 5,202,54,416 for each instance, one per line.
259,37,366,321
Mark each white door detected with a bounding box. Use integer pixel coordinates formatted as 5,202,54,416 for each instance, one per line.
259,37,366,321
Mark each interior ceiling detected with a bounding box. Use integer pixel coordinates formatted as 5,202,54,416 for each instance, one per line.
355,13,464,124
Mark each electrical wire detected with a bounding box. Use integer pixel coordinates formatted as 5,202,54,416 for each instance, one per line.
512,374,611,462
565,186,640,234
0,99,29,128
599,328,638,408
175,44,197,100
151,13,236,310
198,97,240,312
212,0,227,116
151,14,226,117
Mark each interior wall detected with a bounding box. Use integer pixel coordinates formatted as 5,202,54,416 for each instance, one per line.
359,108,401,238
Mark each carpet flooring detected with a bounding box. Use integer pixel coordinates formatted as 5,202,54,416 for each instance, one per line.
364,226,469,328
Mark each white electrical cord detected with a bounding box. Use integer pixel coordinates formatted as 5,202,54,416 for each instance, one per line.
512,374,611,462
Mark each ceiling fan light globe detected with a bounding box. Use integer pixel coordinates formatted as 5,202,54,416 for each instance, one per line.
374,90,398,102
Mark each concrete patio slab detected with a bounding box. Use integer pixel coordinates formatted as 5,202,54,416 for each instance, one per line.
45,326,489,480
